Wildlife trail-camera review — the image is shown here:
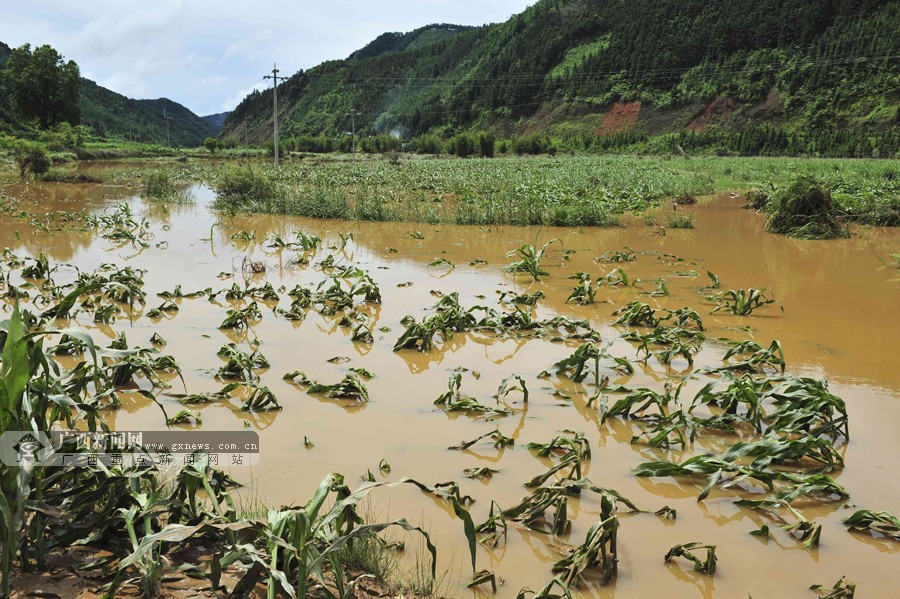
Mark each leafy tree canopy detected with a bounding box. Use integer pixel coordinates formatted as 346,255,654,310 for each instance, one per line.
3,43,81,129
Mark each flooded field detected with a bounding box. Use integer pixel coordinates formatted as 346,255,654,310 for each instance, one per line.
2,163,899,598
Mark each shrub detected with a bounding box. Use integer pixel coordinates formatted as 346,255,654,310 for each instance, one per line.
10,140,51,178
476,131,495,157
448,133,476,158
212,166,279,211
142,170,177,199
744,188,770,210
766,175,849,239
410,134,442,155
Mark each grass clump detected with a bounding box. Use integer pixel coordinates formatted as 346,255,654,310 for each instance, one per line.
766,176,849,239
212,165,280,211
665,213,695,229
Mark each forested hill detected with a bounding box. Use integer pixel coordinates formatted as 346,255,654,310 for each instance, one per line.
78,80,215,146
222,0,900,153
0,40,215,146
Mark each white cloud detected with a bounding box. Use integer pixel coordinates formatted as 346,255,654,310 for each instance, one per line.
220,81,268,113
0,0,535,115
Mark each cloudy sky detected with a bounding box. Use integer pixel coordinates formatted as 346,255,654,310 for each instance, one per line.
0,0,534,116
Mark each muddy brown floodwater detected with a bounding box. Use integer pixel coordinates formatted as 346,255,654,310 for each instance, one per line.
2,167,899,598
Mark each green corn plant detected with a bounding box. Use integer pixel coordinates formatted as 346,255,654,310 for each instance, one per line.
394,292,477,352
635,453,847,502
710,288,781,316
810,576,856,598
720,435,844,472
463,467,500,480
434,371,510,417
241,384,282,411
516,576,573,599
600,384,677,424
145,300,179,319
219,474,475,599
548,342,633,384
498,290,545,306
552,492,620,585
842,510,900,541
691,373,770,433
525,432,590,461
504,239,559,281
157,284,208,299
719,339,786,373
216,343,270,382
20,253,52,279
308,374,370,403
104,346,183,390
597,247,636,263
735,499,822,549
0,305,109,593
496,373,528,403
603,268,639,287
624,326,702,366
612,301,660,327
503,478,637,535
664,542,717,575
247,282,280,302
566,272,600,305
475,500,508,548
643,279,669,297
448,428,514,451
219,302,262,329
765,376,849,441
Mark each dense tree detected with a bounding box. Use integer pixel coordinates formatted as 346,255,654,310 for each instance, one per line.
3,44,81,129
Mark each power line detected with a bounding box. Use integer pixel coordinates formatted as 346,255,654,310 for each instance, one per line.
345,108,362,161
162,108,171,147
263,63,284,167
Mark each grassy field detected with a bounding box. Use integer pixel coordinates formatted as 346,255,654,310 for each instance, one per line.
141,155,900,227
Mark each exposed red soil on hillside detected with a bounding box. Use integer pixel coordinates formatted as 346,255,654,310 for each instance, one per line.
686,97,739,131
596,101,641,135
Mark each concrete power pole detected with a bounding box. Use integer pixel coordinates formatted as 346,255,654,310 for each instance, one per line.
263,64,284,167
345,108,361,161
162,108,171,147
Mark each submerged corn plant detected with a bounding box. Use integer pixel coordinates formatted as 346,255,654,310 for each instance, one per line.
552,493,621,586
219,302,262,329
434,370,510,417
597,247,636,263
504,239,559,281
710,288,781,316
308,374,370,403
546,342,633,384
612,301,660,327
735,499,822,549
810,576,856,598
842,510,900,541
664,542,717,575
566,272,601,305
216,343,270,382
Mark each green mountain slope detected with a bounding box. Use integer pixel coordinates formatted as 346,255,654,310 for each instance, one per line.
79,79,216,146
0,40,215,146
202,111,230,132
348,23,474,61
222,0,900,153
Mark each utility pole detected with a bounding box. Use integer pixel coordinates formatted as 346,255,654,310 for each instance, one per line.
263,63,283,167
345,108,361,161
162,108,171,147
